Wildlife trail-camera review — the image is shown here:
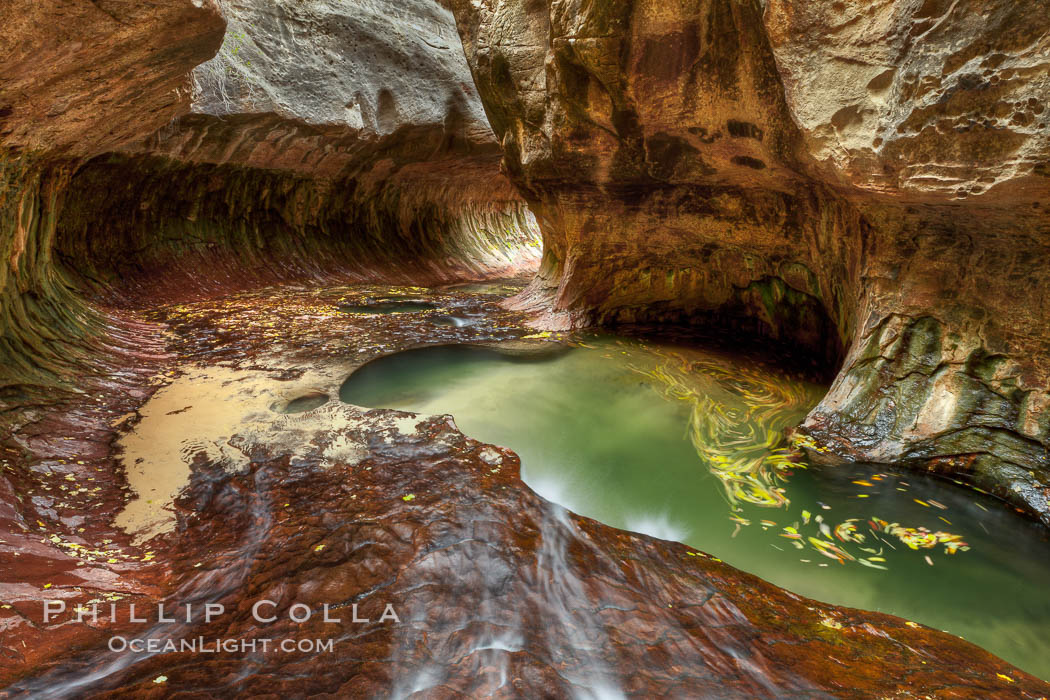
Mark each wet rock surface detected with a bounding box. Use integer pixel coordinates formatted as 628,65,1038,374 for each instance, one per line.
0,0,1048,696
1,283,1048,698
447,0,1050,524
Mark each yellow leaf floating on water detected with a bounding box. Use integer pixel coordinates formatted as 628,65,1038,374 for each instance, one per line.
402,494,416,502
834,520,865,544
914,499,930,507
852,480,873,487
522,332,553,340
808,537,853,563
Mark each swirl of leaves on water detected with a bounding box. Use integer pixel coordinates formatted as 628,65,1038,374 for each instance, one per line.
639,354,808,510
629,345,969,570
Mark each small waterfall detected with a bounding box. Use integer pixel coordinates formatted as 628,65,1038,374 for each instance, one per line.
533,504,627,700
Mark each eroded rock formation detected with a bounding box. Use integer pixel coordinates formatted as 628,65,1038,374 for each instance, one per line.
0,0,539,386
765,0,1050,196
448,0,1050,523
0,0,225,384
5,285,1047,697
60,0,539,307
1,0,1049,695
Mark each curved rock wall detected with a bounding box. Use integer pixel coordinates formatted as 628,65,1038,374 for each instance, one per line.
767,0,1050,519
57,148,537,305
190,0,492,141
450,0,859,362
1,0,1049,692
0,0,539,387
448,0,1050,522
71,0,539,305
0,0,226,387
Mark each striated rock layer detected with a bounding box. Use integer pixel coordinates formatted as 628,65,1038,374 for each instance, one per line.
0,0,539,388
0,0,226,386
81,0,540,305
447,0,1050,523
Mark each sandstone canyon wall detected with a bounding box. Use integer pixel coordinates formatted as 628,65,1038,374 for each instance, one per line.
0,0,538,388
67,0,540,302
0,0,225,386
448,0,1050,524
2,1,1050,695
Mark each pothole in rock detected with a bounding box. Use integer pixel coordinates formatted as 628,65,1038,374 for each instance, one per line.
430,314,479,328
338,300,441,315
440,279,525,295
115,366,342,547
272,392,330,414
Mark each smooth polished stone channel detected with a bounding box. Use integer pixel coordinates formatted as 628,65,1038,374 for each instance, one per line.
340,335,1050,680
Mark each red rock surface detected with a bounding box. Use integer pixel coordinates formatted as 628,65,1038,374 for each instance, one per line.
2,285,1047,698
0,0,1048,696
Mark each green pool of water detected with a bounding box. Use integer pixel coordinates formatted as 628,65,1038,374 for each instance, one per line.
338,300,440,314
339,335,1050,680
